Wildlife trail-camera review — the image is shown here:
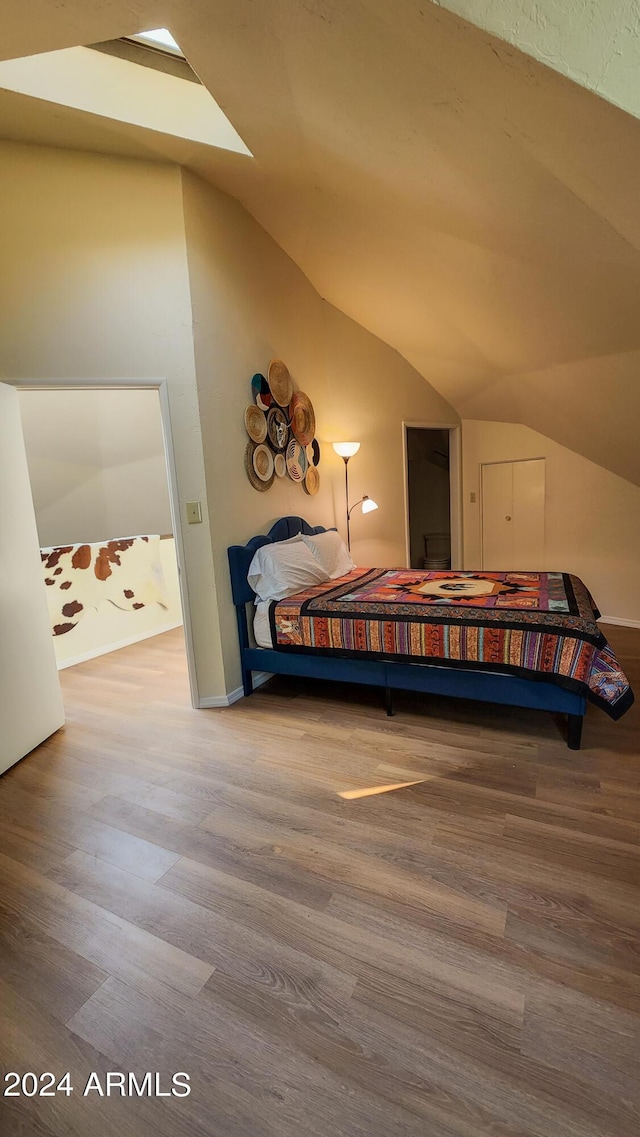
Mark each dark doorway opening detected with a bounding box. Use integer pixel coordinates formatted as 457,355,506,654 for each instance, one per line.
406,427,451,570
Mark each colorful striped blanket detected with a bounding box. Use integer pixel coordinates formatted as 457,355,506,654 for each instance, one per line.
270,569,634,719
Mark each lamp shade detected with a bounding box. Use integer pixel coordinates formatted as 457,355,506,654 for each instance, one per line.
332,441,360,458
361,496,378,514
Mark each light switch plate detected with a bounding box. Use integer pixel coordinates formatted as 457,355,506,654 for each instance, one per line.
470,492,477,503
186,501,202,524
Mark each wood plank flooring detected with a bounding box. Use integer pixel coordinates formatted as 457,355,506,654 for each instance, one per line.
1,625,639,1137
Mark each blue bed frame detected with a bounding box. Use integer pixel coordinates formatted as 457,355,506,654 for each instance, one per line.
228,516,586,749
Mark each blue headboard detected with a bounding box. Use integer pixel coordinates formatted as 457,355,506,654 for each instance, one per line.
228,516,334,606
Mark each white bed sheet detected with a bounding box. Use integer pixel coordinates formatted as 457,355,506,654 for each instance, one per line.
253,601,274,648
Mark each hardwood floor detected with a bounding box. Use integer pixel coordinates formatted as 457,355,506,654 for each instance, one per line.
1,625,639,1137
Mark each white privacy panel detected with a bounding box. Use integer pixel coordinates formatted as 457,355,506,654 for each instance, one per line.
0,383,64,772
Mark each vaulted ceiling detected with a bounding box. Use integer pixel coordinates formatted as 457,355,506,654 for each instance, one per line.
3,1,640,484
436,0,640,121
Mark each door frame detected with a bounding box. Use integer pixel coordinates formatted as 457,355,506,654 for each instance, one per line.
402,422,462,569
9,376,199,709
480,456,546,570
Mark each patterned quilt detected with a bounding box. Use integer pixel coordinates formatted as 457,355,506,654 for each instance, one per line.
270,569,634,719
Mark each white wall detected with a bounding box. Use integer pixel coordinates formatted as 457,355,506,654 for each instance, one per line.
0,140,223,702
462,419,640,625
18,388,172,546
435,0,640,122
0,383,64,771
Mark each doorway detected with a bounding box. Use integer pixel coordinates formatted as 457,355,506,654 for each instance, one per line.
17,386,186,672
17,388,186,668
481,458,546,569
1,378,198,772
404,425,461,570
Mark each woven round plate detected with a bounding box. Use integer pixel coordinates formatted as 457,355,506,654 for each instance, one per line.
251,373,271,411
253,443,274,482
286,438,308,482
274,453,286,478
245,440,274,491
289,391,316,448
244,404,267,444
266,406,289,452
305,438,320,467
303,465,320,495
267,359,294,408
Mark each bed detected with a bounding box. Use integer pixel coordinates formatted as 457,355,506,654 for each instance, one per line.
228,516,634,750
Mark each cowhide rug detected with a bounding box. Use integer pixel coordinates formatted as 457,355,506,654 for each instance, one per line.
41,535,169,636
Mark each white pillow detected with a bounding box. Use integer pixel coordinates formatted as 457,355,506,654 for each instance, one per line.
303,530,355,579
247,539,330,602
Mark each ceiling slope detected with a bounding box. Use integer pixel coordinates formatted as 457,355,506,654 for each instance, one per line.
2,1,640,483
432,0,640,122
458,352,640,488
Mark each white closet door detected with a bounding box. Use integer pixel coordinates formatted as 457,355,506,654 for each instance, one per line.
0,383,64,773
481,461,514,567
481,458,545,569
512,458,545,568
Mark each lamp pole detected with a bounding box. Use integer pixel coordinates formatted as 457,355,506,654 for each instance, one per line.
346,496,372,552
333,443,373,552
342,456,351,550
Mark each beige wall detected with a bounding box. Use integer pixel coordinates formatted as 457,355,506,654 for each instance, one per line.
462,419,640,625
181,170,458,691
0,140,458,701
0,140,223,702
18,388,172,546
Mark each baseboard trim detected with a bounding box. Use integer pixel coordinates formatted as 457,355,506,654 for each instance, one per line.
57,621,183,670
599,616,640,630
199,671,273,709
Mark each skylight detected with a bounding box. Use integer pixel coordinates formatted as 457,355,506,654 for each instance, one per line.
126,29,184,58
0,45,252,155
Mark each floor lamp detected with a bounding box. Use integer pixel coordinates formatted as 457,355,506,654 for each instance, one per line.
332,442,378,550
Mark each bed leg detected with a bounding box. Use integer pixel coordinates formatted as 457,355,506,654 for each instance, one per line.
567,714,583,750
385,686,394,717
242,668,254,697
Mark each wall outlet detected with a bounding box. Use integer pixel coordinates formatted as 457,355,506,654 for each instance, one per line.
470,491,477,504
186,501,202,524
